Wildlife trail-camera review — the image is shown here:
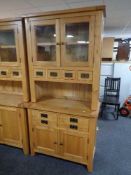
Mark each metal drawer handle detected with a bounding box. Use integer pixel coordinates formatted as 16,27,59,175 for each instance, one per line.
70,118,78,123
60,143,63,146
65,73,73,78
81,73,89,79
36,71,43,76
1,71,7,75
70,125,78,130
50,72,58,77
41,114,48,118
13,71,19,76
41,120,48,124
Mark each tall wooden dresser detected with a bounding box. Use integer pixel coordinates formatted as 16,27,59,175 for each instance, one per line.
25,6,105,172
0,18,29,154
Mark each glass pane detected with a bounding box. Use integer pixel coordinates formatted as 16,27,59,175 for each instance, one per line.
37,45,56,61
35,25,56,62
0,30,17,62
35,25,56,43
65,22,89,43
0,30,15,45
66,45,88,62
0,48,17,62
65,22,89,62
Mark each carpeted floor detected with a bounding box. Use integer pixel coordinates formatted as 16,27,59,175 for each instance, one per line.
0,116,131,175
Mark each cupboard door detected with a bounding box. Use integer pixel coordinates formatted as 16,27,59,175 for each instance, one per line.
32,126,58,155
0,111,3,142
30,19,60,66
61,16,95,67
0,25,20,65
2,108,22,147
59,130,88,163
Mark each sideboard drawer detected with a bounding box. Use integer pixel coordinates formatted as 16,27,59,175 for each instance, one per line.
48,69,60,79
62,70,76,80
77,71,92,82
59,114,89,132
32,110,58,128
34,69,46,78
11,69,22,78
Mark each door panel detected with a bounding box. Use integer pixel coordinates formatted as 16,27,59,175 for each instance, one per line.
33,126,58,155
0,25,20,64
59,130,88,163
2,109,22,147
30,19,60,66
61,16,95,67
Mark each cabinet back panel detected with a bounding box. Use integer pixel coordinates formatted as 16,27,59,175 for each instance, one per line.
35,81,91,102
0,80,22,95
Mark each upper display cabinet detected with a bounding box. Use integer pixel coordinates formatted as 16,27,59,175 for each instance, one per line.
29,15,95,67
0,19,29,103
0,22,21,65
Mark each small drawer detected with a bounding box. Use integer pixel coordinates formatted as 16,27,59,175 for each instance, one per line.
34,69,46,78
0,70,8,77
11,70,21,78
48,70,60,79
77,71,92,81
32,110,58,128
59,114,89,132
63,70,76,80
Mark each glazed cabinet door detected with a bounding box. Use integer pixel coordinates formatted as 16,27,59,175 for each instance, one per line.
2,108,22,147
60,16,95,67
0,24,20,65
32,126,58,155
59,129,88,163
30,19,60,66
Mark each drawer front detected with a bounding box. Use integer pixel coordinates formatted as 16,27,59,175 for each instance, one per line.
11,69,22,78
77,71,92,81
32,110,58,128
48,70,60,79
34,69,46,78
59,114,89,132
62,70,76,80
0,69,9,77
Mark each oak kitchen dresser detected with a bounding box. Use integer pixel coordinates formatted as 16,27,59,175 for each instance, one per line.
25,5,105,172
0,18,29,154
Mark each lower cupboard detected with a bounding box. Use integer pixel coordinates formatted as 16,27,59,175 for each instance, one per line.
28,109,97,172
0,106,29,154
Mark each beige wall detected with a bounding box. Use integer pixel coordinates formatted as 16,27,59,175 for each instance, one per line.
102,37,114,59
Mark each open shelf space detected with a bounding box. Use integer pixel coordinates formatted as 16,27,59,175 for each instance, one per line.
0,93,23,107
34,81,92,103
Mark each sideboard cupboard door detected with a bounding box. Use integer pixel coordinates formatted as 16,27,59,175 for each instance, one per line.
58,129,88,163
2,108,22,147
0,24,20,65
0,111,3,143
30,19,60,66
32,126,58,155
60,16,95,67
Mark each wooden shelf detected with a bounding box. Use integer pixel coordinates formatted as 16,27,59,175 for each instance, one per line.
37,43,56,46
0,45,16,48
24,97,98,117
0,93,23,107
66,42,89,45
33,78,92,84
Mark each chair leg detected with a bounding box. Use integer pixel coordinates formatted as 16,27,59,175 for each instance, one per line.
100,103,105,118
116,104,120,120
